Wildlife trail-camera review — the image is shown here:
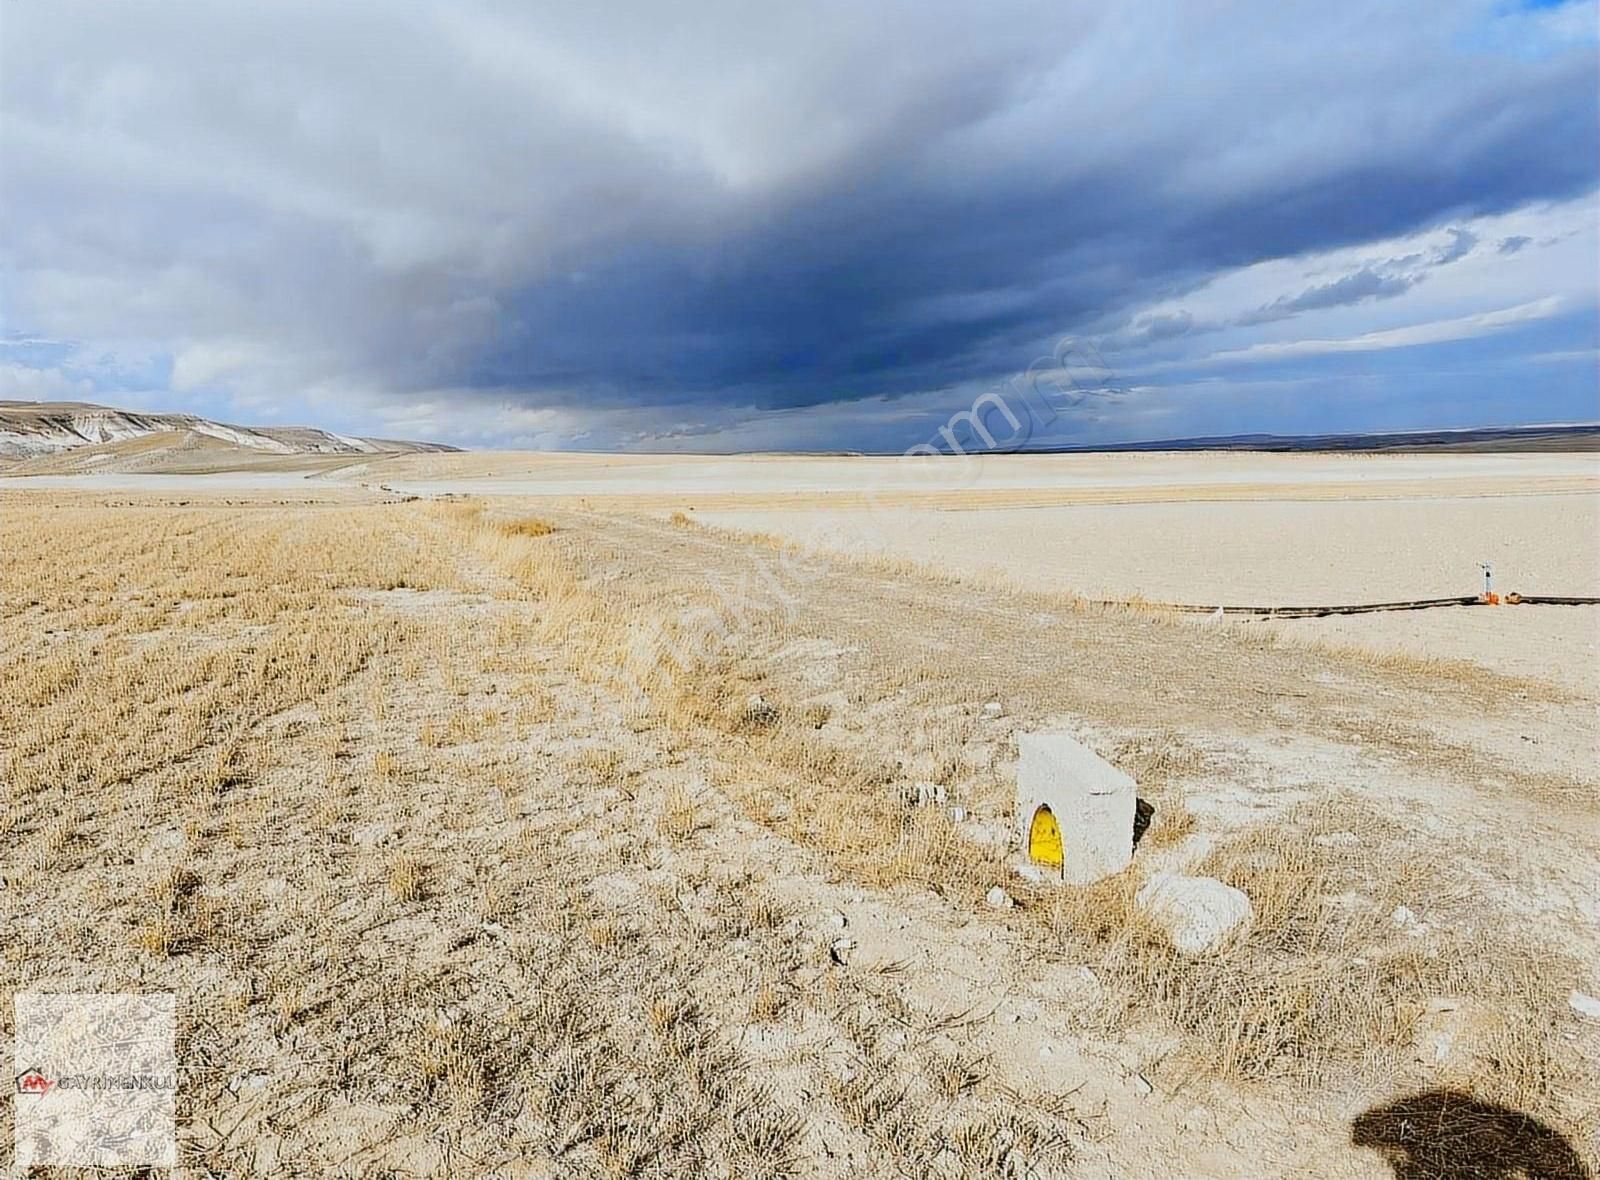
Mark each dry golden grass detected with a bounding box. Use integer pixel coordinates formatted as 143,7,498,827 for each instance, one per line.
3,491,1592,1175
2,494,1114,1175
386,853,427,902
445,499,1596,1130
501,515,556,537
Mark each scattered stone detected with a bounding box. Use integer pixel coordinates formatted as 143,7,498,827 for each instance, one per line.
828,909,848,930
1135,873,1254,956
228,1070,271,1095
1074,965,1102,999
479,920,508,940
1130,1073,1154,1097
983,701,1004,719
1411,997,1503,1075
136,830,187,863
352,822,395,849
985,885,1014,910
1568,991,1600,1022
1013,862,1050,885
1390,905,1429,936
828,938,856,966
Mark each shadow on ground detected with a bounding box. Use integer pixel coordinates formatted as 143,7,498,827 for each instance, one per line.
1352,1090,1593,1180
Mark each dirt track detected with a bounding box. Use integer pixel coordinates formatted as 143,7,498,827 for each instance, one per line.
5,493,1597,1175
530,506,1600,1167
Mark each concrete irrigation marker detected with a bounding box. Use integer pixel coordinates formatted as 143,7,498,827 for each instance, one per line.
1016,731,1136,885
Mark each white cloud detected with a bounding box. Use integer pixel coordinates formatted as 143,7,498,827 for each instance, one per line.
1202,297,1565,363
0,364,93,401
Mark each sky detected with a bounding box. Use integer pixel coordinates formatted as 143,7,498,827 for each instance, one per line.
1,0,1596,452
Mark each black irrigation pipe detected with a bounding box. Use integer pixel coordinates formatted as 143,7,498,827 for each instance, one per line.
1098,595,1600,619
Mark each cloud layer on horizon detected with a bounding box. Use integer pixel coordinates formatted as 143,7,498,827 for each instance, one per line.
1,0,1596,450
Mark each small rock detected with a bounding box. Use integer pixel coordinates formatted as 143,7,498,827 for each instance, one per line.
983,701,1004,719
1411,996,1501,1074
828,938,856,966
828,909,848,930
352,822,395,849
1131,1073,1154,1096
137,830,187,863
1391,905,1429,937
1013,862,1049,885
228,1070,270,1095
1432,1030,1461,1063
1569,991,1600,1022
1135,873,1253,956
985,886,1014,910
1038,1045,1053,1058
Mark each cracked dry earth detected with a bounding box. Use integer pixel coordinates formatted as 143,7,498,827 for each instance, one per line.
2,491,1597,1177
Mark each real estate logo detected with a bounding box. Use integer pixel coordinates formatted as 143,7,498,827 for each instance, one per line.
12,993,176,1168
15,1066,55,1096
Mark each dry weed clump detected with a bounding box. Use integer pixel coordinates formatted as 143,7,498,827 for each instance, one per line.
386,854,427,902
501,516,556,537
657,783,701,842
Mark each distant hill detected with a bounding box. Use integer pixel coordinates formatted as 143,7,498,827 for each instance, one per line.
1030,423,1600,454
0,400,458,464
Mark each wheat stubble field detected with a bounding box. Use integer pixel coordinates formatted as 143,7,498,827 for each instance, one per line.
2,467,1598,1176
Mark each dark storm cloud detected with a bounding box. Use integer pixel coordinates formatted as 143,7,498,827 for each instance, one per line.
0,0,1595,435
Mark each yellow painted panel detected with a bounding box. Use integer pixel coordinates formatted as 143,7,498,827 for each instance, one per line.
1029,806,1063,869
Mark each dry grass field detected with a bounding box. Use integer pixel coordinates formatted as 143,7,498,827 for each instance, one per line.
3,477,1597,1176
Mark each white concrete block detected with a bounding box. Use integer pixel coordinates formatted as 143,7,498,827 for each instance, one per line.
1016,731,1136,884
